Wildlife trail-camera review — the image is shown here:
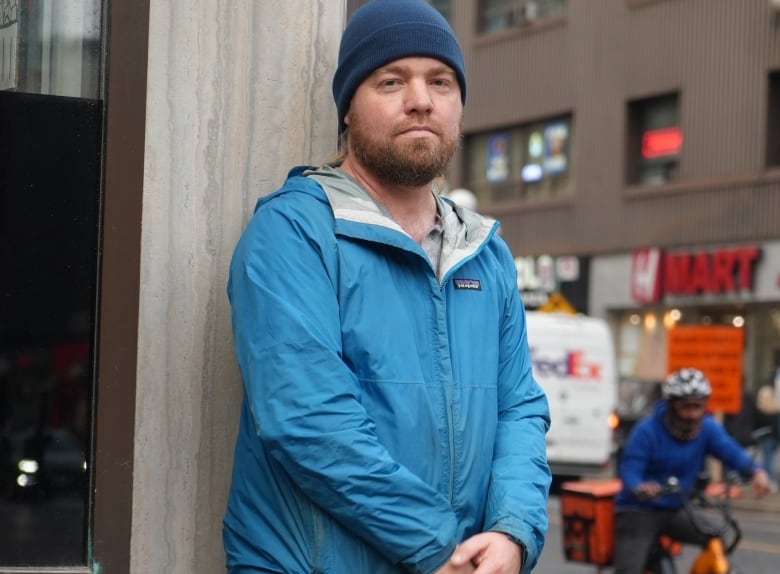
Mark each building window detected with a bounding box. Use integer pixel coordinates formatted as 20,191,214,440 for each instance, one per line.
465,115,574,204
626,93,682,186
1,0,102,97
0,0,104,568
767,71,780,168
478,0,566,33
427,0,452,21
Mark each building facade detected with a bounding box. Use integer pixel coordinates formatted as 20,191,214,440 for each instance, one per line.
359,0,780,407
349,0,780,420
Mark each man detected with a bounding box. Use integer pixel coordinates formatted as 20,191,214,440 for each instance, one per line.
614,368,770,574
223,1,551,573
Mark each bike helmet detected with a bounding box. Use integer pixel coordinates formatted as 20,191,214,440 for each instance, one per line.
662,368,712,399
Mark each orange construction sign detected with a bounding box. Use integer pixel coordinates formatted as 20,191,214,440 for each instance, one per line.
666,326,744,414
538,292,577,314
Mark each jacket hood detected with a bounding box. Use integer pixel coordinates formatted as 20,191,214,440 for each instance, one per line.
304,164,499,281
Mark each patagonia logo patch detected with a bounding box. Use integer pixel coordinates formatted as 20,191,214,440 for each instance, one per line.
453,278,482,291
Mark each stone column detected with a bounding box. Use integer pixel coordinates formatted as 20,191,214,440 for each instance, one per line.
132,2,344,572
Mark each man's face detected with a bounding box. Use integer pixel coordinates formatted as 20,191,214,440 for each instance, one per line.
344,57,463,187
666,397,708,440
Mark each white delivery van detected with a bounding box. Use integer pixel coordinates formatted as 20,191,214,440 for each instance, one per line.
525,311,618,477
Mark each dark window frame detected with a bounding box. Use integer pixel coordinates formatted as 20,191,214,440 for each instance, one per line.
87,0,148,572
625,92,681,187
766,71,780,169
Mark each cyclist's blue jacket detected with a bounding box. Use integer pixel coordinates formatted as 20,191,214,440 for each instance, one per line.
616,400,761,510
224,166,551,574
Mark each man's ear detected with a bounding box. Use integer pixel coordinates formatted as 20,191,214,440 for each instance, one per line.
343,108,351,127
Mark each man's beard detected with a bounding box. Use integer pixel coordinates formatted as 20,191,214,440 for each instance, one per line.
664,411,703,440
348,116,462,187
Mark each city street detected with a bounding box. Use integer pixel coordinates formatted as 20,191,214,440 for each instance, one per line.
536,493,780,573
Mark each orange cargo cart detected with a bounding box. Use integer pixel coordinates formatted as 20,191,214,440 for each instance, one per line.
559,478,622,571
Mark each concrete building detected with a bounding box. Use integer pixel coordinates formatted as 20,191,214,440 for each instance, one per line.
367,0,780,415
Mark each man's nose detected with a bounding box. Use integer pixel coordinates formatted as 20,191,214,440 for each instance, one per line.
405,79,433,113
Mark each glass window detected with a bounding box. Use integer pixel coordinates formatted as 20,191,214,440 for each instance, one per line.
464,115,574,205
427,0,452,21
626,93,681,186
752,306,780,394
0,1,19,90
0,0,104,567
1,0,102,98
478,0,566,33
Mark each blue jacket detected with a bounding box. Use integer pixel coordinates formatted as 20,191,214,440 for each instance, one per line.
616,400,759,510
224,166,551,574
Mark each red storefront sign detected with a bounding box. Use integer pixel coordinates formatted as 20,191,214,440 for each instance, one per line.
631,248,663,303
631,246,761,303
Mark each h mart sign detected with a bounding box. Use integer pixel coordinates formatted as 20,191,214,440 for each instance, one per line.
631,245,761,303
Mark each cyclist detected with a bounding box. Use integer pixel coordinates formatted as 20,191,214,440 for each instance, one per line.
613,367,771,574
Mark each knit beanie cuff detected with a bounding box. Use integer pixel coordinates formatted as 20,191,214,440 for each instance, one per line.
332,1,466,135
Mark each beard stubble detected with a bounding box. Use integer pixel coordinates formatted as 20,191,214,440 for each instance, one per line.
348,114,462,187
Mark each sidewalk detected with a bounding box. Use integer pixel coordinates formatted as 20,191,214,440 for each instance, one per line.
731,487,780,514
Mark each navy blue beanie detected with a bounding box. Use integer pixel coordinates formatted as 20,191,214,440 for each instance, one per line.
333,0,467,134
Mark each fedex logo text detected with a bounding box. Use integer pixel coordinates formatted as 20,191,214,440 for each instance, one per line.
531,349,602,379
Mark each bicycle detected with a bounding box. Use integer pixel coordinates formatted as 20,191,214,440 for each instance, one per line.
640,472,743,574
641,426,775,574
560,470,747,574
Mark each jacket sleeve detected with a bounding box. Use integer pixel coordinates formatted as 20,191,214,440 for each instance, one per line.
706,418,759,476
617,420,653,492
228,186,459,574
482,246,552,573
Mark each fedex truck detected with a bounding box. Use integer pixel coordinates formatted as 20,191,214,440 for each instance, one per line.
525,311,618,477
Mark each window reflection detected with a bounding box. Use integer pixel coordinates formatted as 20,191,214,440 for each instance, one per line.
0,90,101,566
0,344,90,565
1,0,102,98
0,0,103,567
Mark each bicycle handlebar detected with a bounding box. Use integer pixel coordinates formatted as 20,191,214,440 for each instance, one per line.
632,474,743,554
630,476,680,500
